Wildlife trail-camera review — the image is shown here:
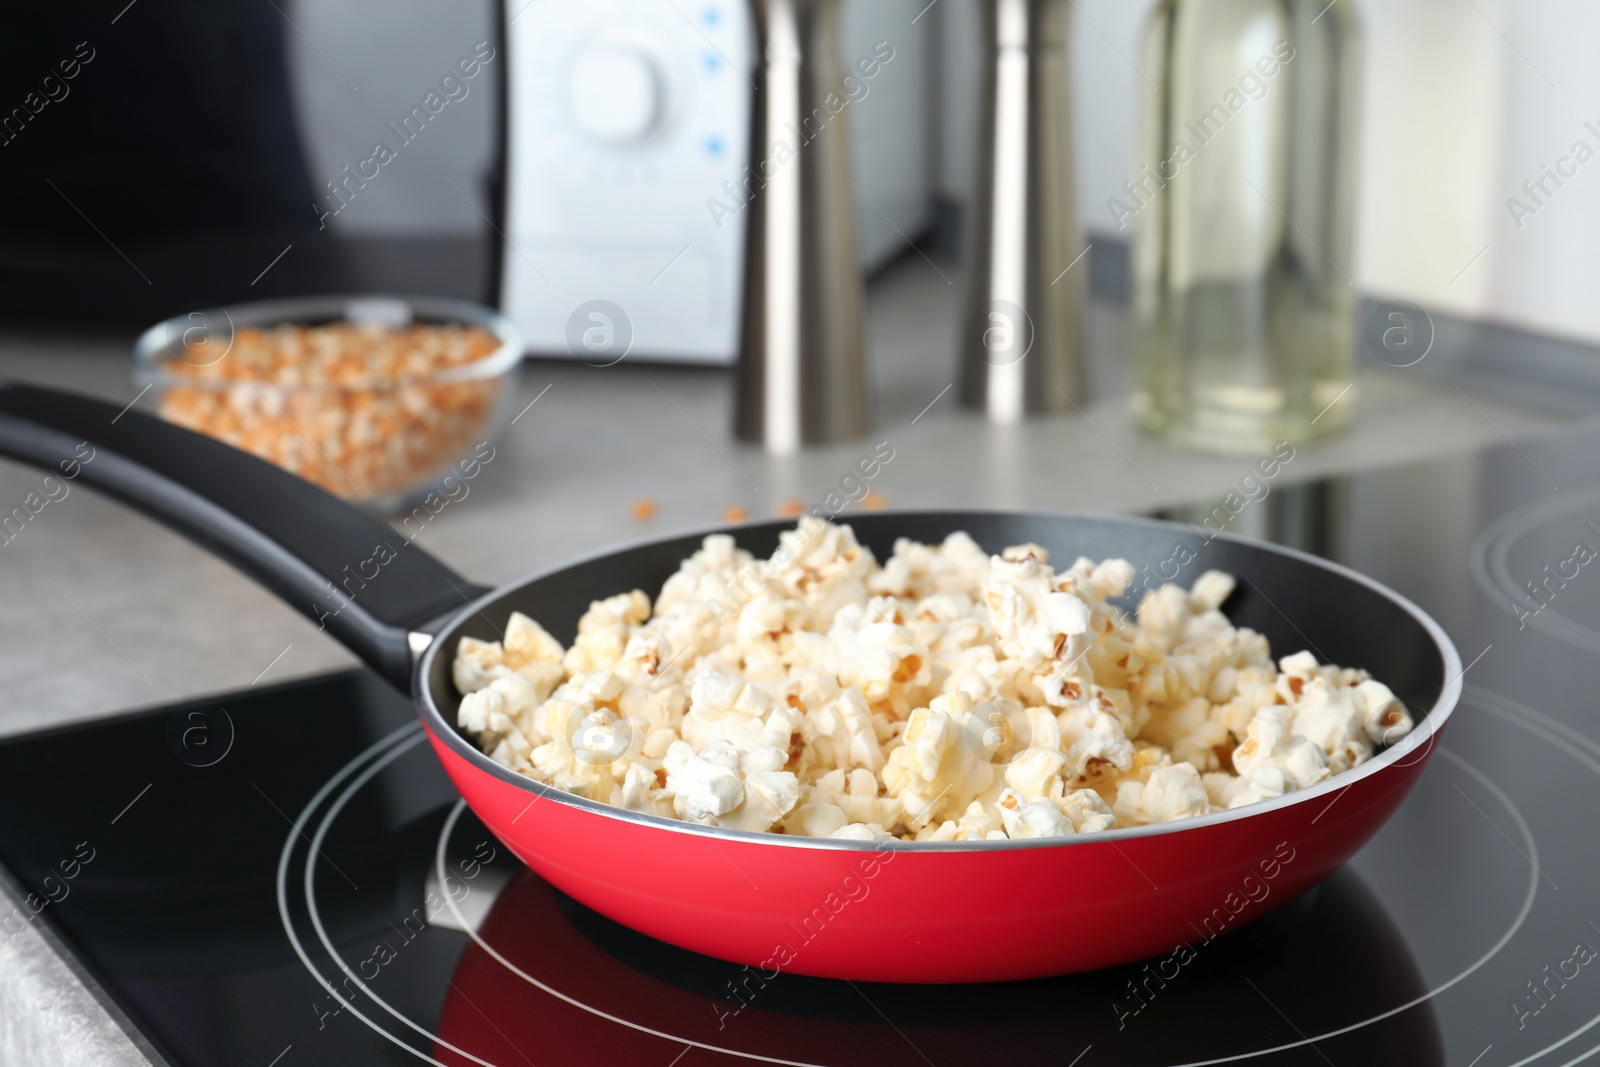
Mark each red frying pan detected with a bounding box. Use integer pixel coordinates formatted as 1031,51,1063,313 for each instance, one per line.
0,383,1460,983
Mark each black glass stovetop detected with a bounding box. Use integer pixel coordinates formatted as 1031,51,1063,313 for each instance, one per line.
4,427,1600,1067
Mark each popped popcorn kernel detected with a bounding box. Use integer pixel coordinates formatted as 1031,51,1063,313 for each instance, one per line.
451,521,1411,839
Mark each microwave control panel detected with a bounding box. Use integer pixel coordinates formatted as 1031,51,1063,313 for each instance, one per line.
502,0,752,363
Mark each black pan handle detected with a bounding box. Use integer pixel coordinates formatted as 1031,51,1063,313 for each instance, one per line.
0,382,489,691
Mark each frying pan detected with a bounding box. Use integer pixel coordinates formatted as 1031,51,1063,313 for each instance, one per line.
0,382,1461,983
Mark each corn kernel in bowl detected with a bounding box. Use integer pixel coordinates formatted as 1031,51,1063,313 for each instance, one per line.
148,320,511,504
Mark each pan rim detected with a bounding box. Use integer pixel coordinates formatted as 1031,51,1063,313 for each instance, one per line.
414,507,1463,854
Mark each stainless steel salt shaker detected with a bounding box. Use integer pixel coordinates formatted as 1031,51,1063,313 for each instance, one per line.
960,0,1087,423
734,0,869,455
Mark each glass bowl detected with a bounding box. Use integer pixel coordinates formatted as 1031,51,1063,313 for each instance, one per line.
134,295,524,509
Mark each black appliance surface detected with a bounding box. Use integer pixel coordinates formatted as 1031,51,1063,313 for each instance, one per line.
0,2,502,325
2,427,1598,1066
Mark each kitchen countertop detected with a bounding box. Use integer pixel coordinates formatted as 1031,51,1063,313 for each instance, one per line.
0,252,1583,739
0,250,1591,1066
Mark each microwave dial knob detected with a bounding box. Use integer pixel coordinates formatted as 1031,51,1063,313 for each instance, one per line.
568,43,665,145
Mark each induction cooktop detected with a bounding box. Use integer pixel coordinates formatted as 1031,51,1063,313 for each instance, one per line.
2,425,1597,1067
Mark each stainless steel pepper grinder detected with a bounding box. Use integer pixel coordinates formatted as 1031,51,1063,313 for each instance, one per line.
734,0,869,455
960,0,1086,423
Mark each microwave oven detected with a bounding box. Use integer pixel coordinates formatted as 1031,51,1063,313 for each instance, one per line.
0,0,933,358
500,0,935,364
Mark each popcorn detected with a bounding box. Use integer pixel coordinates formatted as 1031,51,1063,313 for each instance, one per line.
831,824,895,841
453,636,509,694
1355,680,1414,744
805,767,904,830
1231,706,1331,799
769,517,876,629
457,672,545,754
1189,570,1237,612
1140,695,1232,772
882,700,998,830
614,630,676,688
1057,700,1135,780
868,532,993,600
997,789,1077,838
680,671,775,751
723,748,802,832
504,611,564,670
826,598,932,718
805,687,889,774
994,785,1119,837
619,763,675,819
1004,747,1068,800
1059,788,1118,833
564,591,651,674
785,797,850,838
661,534,755,611
663,742,744,822
1115,763,1211,825
451,522,1412,840
1288,677,1373,774
981,553,1093,671
458,686,511,742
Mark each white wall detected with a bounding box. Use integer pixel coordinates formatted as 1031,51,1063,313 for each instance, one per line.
1065,0,1149,240
1487,0,1600,344
1352,0,1503,321
287,0,1600,348
843,0,937,266
940,0,1600,346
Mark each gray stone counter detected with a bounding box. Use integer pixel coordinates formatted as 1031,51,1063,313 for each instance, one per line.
0,255,1580,738
0,253,1584,1064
